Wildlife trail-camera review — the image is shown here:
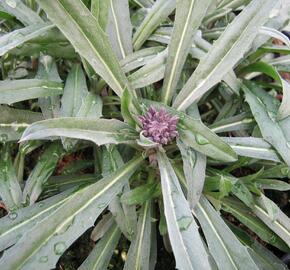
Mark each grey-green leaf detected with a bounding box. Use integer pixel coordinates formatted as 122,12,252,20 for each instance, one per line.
124,201,152,270
194,195,259,270
0,146,22,211
78,220,121,270
21,118,138,146
106,0,133,59
36,0,131,96
157,151,211,270
0,79,63,105
0,23,54,56
162,0,212,104
133,0,176,50
173,0,278,110
0,156,143,270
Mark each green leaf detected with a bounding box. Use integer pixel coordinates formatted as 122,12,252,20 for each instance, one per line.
21,118,138,145
222,198,289,252
0,188,75,252
133,0,176,50
194,195,259,270
162,0,212,104
173,0,278,110
22,142,64,205
229,224,288,270
36,0,132,96
0,146,22,211
76,93,103,118
0,79,63,105
60,64,88,118
177,139,206,208
253,195,290,248
0,23,55,57
222,137,282,162
91,0,110,30
79,220,121,270
0,0,43,25
243,84,290,166
129,49,167,89
0,156,143,270
157,151,211,270
121,182,160,205
124,200,152,270
107,0,133,59
102,146,137,241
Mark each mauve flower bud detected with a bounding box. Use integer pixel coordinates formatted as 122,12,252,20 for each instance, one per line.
139,106,179,145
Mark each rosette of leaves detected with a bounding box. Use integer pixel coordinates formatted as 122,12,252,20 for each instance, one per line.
0,0,290,269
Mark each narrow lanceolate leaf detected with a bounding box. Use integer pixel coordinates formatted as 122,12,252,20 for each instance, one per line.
222,137,282,162
243,85,290,166
20,118,138,145
173,0,278,111
133,0,176,50
162,0,212,105
129,49,168,89
107,0,133,59
253,195,290,248
0,23,54,56
278,79,290,120
36,55,62,119
222,198,289,252
79,221,121,270
177,139,206,208
229,224,288,270
131,0,153,8
0,106,43,142
157,151,211,270
0,79,63,105
0,147,22,211
22,142,64,205
36,0,131,96
124,201,152,270
0,156,143,270
103,146,137,240
60,64,88,118
259,27,290,48
0,0,43,25
194,196,259,270
76,93,103,118
0,189,76,252
91,0,110,30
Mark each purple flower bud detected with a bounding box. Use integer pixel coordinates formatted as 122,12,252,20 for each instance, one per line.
139,106,179,145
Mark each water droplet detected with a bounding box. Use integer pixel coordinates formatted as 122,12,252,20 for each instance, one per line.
39,256,48,263
287,142,290,149
242,118,253,124
177,216,193,231
52,152,59,158
0,134,8,143
56,218,75,234
267,111,276,122
97,203,107,209
8,212,17,220
137,57,144,62
281,167,290,176
6,0,17,8
144,74,148,78
195,134,209,145
54,242,66,255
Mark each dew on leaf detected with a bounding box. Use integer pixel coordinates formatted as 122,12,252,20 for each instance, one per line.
54,242,66,255
195,134,209,145
177,216,193,231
